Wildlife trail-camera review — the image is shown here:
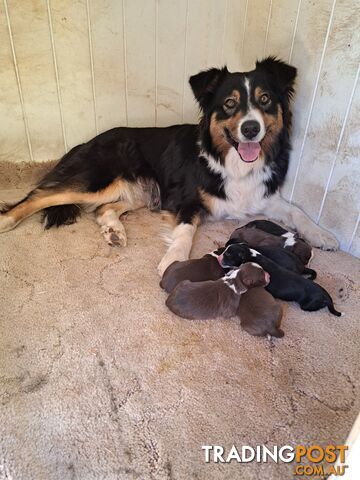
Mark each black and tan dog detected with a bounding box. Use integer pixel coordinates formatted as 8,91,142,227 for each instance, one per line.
166,263,269,320
0,58,338,275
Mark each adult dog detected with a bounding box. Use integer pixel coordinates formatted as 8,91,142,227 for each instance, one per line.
0,57,338,275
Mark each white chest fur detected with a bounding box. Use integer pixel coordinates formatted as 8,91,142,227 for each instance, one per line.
203,149,273,220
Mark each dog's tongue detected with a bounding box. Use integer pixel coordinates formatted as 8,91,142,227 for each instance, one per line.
237,142,261,162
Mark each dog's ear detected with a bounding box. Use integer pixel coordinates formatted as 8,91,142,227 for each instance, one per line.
256,56,297,99
189,67,228,110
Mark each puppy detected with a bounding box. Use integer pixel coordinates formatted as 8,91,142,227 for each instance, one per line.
239,288,284,338
219,243,341,316
165,263,269,320
231,222,313,265
249,245,316,279
245,219,288,236
160,248,225,293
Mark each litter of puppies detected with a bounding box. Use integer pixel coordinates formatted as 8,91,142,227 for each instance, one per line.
161,220,342,338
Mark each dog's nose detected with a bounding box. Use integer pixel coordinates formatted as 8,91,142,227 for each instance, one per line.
241,120,260,139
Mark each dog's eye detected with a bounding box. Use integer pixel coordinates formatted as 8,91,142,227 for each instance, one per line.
224,98,237,109
259,93,270,105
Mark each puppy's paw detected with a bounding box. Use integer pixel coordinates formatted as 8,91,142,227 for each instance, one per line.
101,225,127,247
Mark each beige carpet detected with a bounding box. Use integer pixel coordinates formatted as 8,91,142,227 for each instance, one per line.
0,163,359,480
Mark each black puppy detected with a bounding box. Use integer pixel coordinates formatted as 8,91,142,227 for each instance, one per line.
245,219,288,236
219,243,341,316
234,241,315,279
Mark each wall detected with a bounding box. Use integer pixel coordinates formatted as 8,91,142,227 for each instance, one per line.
0,0,359,256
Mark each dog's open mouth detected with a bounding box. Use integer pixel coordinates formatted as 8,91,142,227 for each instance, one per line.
224,128,261,163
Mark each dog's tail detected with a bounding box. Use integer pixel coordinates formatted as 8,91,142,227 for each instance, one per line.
42,204,81,229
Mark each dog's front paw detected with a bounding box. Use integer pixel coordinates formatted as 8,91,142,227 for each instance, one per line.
158,248,188,277
101,225,127,247
306,227,339,251
0,213,16,233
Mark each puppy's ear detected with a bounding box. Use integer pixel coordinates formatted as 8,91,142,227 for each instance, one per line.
256,56,297,99
189,67,228,110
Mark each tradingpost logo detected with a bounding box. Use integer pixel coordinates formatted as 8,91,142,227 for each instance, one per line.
202,444,348,476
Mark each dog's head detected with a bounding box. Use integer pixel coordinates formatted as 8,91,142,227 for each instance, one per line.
219,242,253,268
237,262,270,289
190,57,296,164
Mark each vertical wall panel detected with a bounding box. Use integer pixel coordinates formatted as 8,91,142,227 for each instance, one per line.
0,2,29,163
349,221,360,258
124,0,156,126
6,0,64,161
223,0,247,71
319,77,360,251
281,0,333,200
156,0,187,127
50,0,96,149
264,0,300,60
290,0,359,221
241,0,271,71
89,0,127,133
182,0,227,123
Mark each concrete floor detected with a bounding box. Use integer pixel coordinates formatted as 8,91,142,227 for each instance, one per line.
0,171,359,479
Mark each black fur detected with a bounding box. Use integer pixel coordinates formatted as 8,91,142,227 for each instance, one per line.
251,246,316,279
244,219,289,236
42,205,81,229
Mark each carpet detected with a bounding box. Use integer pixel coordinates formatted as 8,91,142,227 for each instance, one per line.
0,163,359,479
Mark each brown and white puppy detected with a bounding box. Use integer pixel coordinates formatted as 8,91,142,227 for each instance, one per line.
239,287,284,338
165,262,269,320
160,248,226,293
230,223,312,265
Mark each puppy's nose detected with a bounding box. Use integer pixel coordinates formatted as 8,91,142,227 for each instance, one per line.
241,120,260,139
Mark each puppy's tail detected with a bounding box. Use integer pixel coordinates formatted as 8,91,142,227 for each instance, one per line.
303,267,317,280
328,302,342,317
326,292,342,317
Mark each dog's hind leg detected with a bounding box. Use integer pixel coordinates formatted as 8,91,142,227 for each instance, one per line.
95,178,159,247
263,193,339,250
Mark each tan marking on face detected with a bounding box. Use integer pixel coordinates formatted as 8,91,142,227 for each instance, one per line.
254,86,265,102
210,110,245,160
230,89,240,102
261,105,284,157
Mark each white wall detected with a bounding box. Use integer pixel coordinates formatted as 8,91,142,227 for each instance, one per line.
0,0,359,256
